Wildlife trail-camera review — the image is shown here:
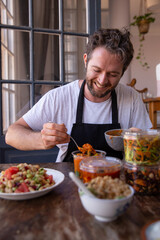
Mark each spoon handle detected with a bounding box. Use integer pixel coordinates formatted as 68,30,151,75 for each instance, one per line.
69,172,95,198
70,136,79,149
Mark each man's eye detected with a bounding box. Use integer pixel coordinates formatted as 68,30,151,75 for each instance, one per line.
109,74,118,78
94,69,100,73
111,75,117,77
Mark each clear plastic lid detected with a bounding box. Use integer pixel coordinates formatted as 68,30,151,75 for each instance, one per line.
79,156,122,173
123,129,160,139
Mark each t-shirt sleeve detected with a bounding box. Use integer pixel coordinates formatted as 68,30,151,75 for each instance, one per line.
131,92,152,129
117,84,152,130
23,91,54,131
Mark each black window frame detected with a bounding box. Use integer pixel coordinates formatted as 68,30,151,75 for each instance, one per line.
0,0,101,163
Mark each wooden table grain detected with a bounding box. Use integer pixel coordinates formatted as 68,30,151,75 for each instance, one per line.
0,162,159,240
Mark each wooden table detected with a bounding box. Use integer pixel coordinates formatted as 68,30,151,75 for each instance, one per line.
0,162,160,240
143,97,160,129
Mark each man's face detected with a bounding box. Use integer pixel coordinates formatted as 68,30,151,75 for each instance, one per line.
84,47,123,102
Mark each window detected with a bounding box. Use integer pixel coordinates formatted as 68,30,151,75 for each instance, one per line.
0,0,91,134
0,0,101,163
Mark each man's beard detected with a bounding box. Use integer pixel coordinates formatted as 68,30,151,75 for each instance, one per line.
86,79,112,98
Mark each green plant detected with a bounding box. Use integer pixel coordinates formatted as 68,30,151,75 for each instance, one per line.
136,35,150,69
130,12,155,70
130,12,155,26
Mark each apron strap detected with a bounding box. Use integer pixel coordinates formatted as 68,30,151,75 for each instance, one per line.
111,89,119,124
76,79,119,124
76,80,85,123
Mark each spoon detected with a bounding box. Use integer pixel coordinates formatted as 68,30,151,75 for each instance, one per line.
69,172,95,198
69,136,80,150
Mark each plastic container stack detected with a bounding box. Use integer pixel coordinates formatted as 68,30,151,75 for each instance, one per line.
79,156,122,183
123,130,160,195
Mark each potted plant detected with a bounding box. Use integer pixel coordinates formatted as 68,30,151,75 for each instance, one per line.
130,12,155,70
130,12,155,34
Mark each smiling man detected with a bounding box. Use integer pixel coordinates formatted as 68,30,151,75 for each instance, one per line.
6,28,152,162
84,46,123,101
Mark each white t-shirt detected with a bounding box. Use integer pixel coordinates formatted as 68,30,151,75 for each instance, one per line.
23,80,152,162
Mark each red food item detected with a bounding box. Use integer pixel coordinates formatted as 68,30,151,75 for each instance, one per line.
4,167,19,180
82,169,120,183
46,174,54,184
15,182,29,193
78,143,97,155
107,129,123,136
80,158,122,183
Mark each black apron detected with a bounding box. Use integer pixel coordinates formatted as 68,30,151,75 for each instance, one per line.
63,80,123,162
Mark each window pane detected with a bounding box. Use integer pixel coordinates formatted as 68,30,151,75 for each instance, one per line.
1,29,30,80
34,84,60,103
64,0,87,33
2,84,30,134
64,35,87,82
33,0,59,29
34,33,60,81
101,0,109,28
1,0,29,26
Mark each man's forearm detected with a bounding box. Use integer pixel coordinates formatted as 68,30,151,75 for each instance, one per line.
5,124,44,151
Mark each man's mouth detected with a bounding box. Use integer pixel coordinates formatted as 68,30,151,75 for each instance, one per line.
94,81,108,89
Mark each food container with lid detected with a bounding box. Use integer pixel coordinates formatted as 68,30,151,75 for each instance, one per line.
123,130,160,165
72,150,106,178
123,162,160,195
79,156,122,183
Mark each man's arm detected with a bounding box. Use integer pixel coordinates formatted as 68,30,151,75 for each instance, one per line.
5,118,70,150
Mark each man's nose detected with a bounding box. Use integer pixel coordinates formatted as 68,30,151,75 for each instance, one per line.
98,73,107,84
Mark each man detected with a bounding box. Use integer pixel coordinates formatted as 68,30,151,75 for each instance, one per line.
5,28,152,162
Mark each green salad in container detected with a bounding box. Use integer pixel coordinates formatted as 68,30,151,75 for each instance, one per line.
123,130,160,165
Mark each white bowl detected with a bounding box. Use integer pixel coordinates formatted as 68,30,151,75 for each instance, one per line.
104,129,124,151
78,185,134,222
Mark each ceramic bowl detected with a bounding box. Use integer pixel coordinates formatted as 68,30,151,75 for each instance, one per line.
78,185,134,222
104,129,124,151
141,220,160,240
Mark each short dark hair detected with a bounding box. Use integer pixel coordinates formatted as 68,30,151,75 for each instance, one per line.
86,28,134,74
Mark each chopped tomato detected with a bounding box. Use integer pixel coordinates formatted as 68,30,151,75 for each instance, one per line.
4,167,19,180
46,174,54,184
15,182,29,193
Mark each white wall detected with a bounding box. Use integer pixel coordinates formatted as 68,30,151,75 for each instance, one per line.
109,0,131,85
131,35,160,97
130,0,160,98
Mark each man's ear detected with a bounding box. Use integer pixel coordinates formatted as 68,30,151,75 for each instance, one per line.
83,53,87,68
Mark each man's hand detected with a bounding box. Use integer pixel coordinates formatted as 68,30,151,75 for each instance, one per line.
129,127,141,132
41,123,70,149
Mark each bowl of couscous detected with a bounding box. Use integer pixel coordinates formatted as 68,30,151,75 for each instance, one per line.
78,175,134,222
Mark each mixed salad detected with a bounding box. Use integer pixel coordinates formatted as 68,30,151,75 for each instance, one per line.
78,143,97,156
124,135,160,165
0,163,55,193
